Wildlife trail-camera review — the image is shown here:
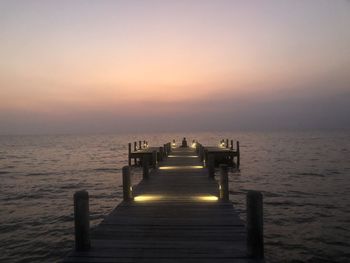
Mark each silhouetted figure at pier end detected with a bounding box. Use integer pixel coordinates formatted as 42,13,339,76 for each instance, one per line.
181,137,188,147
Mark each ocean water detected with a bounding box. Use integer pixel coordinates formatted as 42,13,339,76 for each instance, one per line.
0,131,349,263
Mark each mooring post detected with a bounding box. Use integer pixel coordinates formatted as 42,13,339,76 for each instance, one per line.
204,149,208,166
152,151,157,168
143,155,149,179
122,166,132,201
133,141,137,165
236,141,240,169
208,154,215,178
219,164,229,201
74,190,90,251
226,138,229,148
230,139,233,150
163,144,167,157
139,141,142,150
159,147,164,162
200,146,205,163
247,191,264,259
128,143,131,166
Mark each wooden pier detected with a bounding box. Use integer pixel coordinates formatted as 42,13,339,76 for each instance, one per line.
64,139,264,263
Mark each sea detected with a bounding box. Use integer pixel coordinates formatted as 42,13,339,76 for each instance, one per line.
0,131,349,263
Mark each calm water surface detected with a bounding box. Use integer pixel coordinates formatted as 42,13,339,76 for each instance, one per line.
0,131,349,263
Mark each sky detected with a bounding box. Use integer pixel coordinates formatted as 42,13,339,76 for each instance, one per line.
0,0,349,134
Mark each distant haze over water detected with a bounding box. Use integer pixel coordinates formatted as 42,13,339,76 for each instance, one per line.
0,131,349,262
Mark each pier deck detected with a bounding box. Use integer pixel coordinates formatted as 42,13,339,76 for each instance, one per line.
64,144,261,263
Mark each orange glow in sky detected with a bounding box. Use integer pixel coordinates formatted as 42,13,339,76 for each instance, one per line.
0,0,349,133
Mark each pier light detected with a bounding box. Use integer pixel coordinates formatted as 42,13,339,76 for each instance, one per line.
159,165,203,170
168,155,198,158
134,195,163,202
194,195,219,201
134,195,218,202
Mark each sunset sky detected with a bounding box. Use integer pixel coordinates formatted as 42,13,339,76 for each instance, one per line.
1,0,349,134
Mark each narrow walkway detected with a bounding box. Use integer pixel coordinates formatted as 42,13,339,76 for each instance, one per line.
64,147,253,263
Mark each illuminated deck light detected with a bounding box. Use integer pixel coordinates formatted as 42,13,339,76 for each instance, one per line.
159,165,204,170
168,155,198,158
134,195,163,202
134,195,218,202
193,196,219,201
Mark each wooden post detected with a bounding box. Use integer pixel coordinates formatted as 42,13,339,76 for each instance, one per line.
74,190,90,251
208,154,215,178
247,191,264,259
128,143,131,166
143,140,146,148
236,141,240,169
219,164,229,201
226,139,229,148
163,144,166,158
143,155,149,179
152,151,157,168
230,140,233,150
139,141,142,150
200,145,204,162
122,166,132,201
159,147,164,162
133,142,137,165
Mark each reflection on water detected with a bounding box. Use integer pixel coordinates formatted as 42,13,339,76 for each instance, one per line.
0,131,349,263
